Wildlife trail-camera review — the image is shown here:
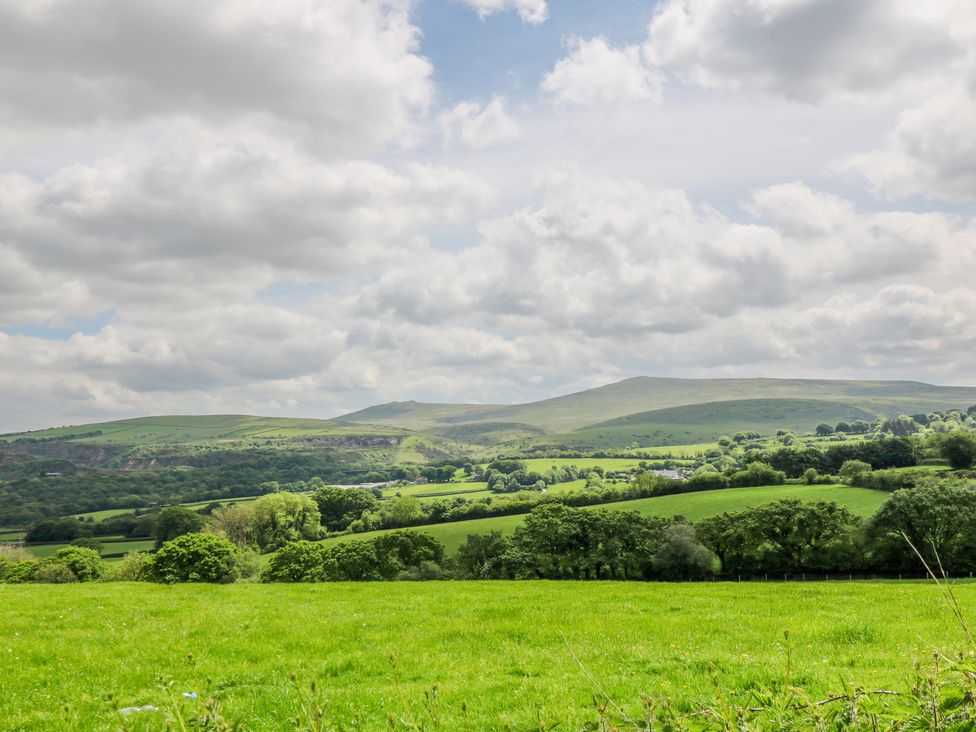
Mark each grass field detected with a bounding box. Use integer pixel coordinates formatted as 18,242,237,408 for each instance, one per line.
25,538,156,560
381,481,488,498
323,484,888,554
0,581,970,730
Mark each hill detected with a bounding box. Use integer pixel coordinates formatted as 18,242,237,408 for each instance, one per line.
336,377,976,438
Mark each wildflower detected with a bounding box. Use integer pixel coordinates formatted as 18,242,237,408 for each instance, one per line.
182,692,198,699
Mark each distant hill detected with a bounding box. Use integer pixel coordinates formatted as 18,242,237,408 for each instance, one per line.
337,377,976,435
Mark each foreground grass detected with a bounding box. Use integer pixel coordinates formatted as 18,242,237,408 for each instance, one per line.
0,581,969,730
323,484,887,554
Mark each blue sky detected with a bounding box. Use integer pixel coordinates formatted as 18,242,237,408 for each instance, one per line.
0,0,974,430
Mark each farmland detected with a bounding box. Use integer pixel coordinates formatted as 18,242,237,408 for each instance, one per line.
322,483,886,554
1,581,970,730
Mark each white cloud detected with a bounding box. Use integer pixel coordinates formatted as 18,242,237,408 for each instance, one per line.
542,37,663,106
0,0,432,155
644,0,961,101
439,97,521,149
454,0,548,24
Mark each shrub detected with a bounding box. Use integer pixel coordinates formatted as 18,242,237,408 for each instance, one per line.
70,537,104,553
48,546,105,581
730,461,786,487
152,533,240,583
32,563,78,584
263,541,327,582
108,552,155,582
1,560,39,583
25,517,92,543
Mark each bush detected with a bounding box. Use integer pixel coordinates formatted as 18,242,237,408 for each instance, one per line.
730,461,786,487
71,537,104,553
32,563,78,584
152,533,241,583
263,541,327,582
48,546,105,581
25,517,92,543
107,552,155,582
153,507,205,548
1,560,39,583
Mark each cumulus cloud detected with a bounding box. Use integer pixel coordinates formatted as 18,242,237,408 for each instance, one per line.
0,0,432,154
439,97,521,149
542,37,663,106
454,0,548,24
644,0,961,101
0,130,493,327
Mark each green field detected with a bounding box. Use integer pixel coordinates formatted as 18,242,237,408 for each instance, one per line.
0,581,969,730
25,538,156,560
381,481,488,498
323,484,887,554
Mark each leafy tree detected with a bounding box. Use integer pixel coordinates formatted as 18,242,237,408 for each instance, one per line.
868,481,976,573
313,486,379,532
730,461,786,488
454,531,509,579
650,524,719,580
251,492,321,552
387,496,423,526
26,517,91,543
839,460,872,484
152,533,242,583
815,423,834,437
738,499,859,572
153,507,205,548
939,431,976,470
263,541,328,582
373,531,444,579
208,504,256,548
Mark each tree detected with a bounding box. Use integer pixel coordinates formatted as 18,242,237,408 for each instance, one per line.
815,423,834,437
152,533,242,583
26,517,91,543
835,422,852,434
738,499,859,573
650,524,719,580
839,460,872,484
939,431,976,470
263,541,328,582
313,486,379,532
454,531,509,579
729,461,786,488
868,481,976,574
70,537,103,553
251,493,321,552
208,504,256,548
153,507,205,548
387,496,423,526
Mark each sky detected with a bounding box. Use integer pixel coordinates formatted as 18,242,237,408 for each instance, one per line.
1,0,975,431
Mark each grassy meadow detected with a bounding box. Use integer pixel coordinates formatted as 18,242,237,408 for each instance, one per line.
1,581,970,730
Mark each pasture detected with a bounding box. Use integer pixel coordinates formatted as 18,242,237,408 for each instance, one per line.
0,581,969,730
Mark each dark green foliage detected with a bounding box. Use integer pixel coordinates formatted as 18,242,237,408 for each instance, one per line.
454,531,510,579
69,536,103,553
939,430,976,469
0,450,343,526
867,481,976,574
151,533,242,583
698,499,860,575
759,438,916,478
25,517,91,543
153,506,205,548
263,530,445,582
729,461,786,487
650,524,719,579
313,485,379,532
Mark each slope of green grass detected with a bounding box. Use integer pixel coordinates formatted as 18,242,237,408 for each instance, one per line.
1,415,409,446
0,581,969,730
323,484,887,554
335,377,976,433
550,398,877,449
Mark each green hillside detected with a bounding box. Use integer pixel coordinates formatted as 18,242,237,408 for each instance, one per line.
336,377,976,437
0,414,408,446
320,483,886,554
545,398,878,449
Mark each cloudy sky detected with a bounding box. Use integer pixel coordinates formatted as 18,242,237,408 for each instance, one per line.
2,0,975,431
